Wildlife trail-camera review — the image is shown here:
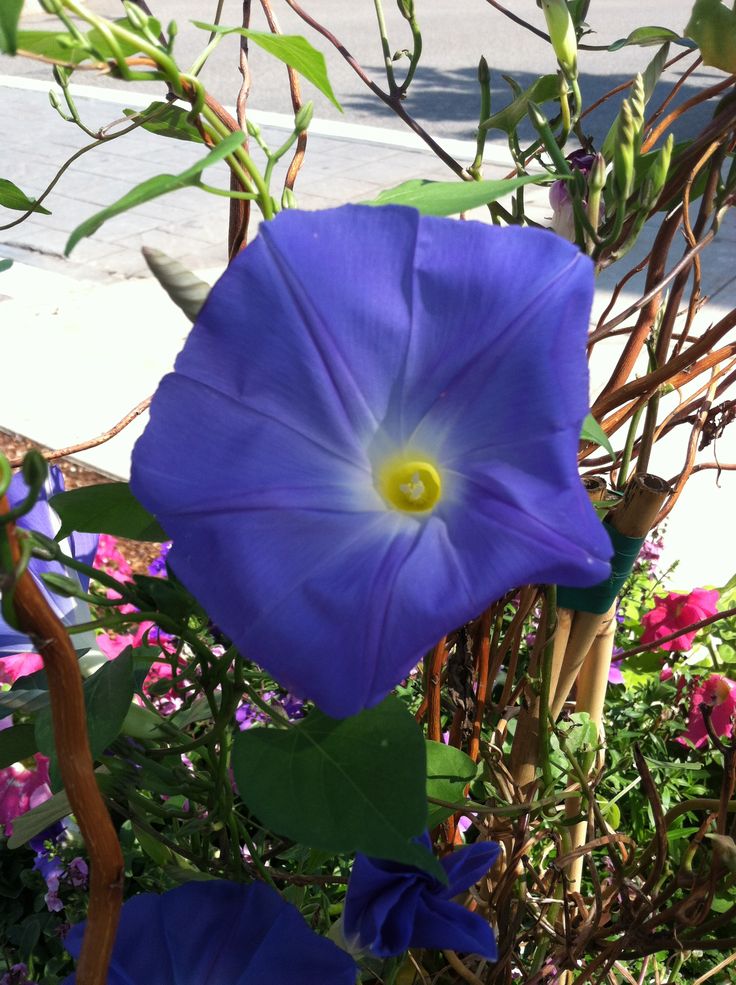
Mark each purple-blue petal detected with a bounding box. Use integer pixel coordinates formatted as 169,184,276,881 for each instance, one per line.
64,880,357,985
1,468,97,654
344,838,499,959
411,895,497,959
131,205,612,718
440,841,501,899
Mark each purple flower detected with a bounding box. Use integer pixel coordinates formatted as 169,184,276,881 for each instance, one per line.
549,150,597,241
131,206,611,718
63,880,357,984
66,857,88,889
147,540,172,577
0,466,98,655
344,834,500,958
44,873,64,913
0,965,37,985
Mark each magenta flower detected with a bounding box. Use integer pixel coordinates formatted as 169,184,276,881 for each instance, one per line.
0,651,44,684
93,534,133,584
344,834,499,958
0,755,52,836
679,674,736,748
640,588,720,652
64,880,357,984
131,206,611,717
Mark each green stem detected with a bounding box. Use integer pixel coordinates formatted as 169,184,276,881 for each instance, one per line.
539,585,558,791
617,402,645,490
372,0,398,93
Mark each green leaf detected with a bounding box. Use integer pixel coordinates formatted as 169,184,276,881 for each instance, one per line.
122,102,205,144
0,0,24,55
0,258,13,273
607,27,681,51
14,29,90,62
193,23,341,111
232,697,442,877
0,688,52,716
35,649,135,789
7,787,73,848
686,0,736,73
580,413,614,458
0,178,51,215
51,482,167,542
66,130,246,253
365,174,549,216
426,740,477,828
0,724,38,769
479,74,559,134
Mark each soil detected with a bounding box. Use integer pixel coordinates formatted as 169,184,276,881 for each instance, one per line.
0,426,162,573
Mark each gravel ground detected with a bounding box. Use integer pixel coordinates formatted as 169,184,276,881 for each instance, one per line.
0,426,161,573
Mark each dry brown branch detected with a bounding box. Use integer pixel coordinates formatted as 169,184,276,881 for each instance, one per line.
1,501,124,984
7,397,152,469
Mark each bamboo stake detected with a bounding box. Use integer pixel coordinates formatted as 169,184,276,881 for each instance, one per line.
562,473,670,892
508,477,608,790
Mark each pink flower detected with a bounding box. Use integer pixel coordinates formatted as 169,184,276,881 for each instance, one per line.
679,674,736,748
0,652,44,685
93,534,133,584
640,589,720,652
0,756,52,835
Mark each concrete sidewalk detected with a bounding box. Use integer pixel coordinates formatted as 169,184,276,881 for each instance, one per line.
1,76,734,587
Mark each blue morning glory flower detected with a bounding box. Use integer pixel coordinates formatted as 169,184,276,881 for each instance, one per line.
0,467,97,655
131,205,612,717
344,835,500,958
64,879,358,984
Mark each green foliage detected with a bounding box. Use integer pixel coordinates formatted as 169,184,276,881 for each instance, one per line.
122,102,206,144
0,724,37,769
365,174,550,215
193,23,342,110
0,178,51,215
426,740,478,827
51,482,167,542
686,0,736,73
0,0,24,55
35,650,135,790
580,412,614,457
65,131,247,253
232,696,443,877
479,74,559,134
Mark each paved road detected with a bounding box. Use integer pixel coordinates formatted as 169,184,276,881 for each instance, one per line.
2,0,716,144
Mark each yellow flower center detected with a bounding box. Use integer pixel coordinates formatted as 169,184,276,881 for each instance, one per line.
377,456,442,514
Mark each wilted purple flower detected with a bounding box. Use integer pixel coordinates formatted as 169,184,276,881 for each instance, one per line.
64,880,357,984
131,206,611,717
344,834,500,958
45,873,64,913
549,149,597,241
0,467,97,655
0,965,37,985
66,857,88,889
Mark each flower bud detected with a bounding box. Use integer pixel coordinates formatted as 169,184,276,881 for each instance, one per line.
294,101,314,134
641,133,673,209
21,450,48,492
540,0,578,79
122,0,148,31
397,0,415,20
613,99,635,201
